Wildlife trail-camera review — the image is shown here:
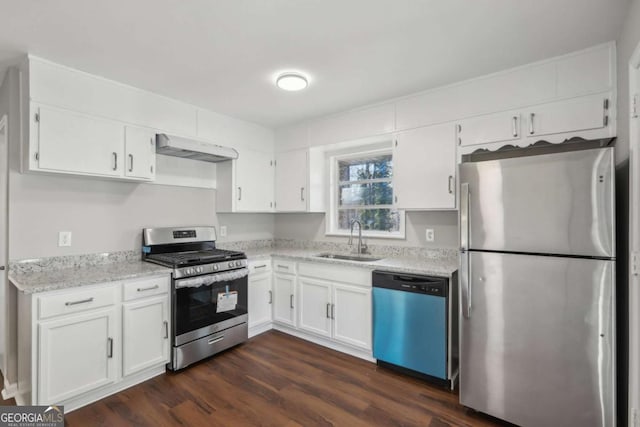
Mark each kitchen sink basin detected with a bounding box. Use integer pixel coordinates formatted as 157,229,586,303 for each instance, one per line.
315,253,383,262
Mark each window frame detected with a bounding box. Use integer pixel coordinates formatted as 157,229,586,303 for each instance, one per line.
326,147,406,239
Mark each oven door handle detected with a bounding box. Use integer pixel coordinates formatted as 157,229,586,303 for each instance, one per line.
174,267,249,289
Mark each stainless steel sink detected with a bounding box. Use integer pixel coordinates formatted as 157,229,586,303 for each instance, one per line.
315,253,383,262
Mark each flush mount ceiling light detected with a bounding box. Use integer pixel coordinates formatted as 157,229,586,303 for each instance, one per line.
276,72,308,91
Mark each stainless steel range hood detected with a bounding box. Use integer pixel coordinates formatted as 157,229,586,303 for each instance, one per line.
156,134,239,163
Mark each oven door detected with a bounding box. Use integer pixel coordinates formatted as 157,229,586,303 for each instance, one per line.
173,270,248,346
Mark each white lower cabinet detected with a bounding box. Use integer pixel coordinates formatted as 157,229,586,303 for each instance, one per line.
298,276,372,351
38,307,118,404
18,274,171,410
332,284,372,350
273,272,297,327
122,295,169,377
298,278,332,338
248,267,273,329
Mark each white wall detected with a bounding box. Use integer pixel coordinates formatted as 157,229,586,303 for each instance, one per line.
274,211,458,249
216,213,275,244
617,0,640,163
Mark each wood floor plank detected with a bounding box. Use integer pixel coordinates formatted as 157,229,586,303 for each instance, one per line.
25,330,511,426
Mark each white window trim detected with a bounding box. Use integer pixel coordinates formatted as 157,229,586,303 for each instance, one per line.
326,147,406,239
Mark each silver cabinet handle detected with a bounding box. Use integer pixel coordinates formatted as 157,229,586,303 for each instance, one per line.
128,154,134,172
300,187,305,202
448,175,454,194
277,264,289,269
290,294,294,309
331,303,335,320
460,182,471,319
163,321,169,339
529,113,535,135
268,290,272,304
107,337,113,358
238,187,242,201
254,264,267,269
603,98,609,126
0,266,5,271
208,336,224,345
137,285,159,292
112,152,118,171
512,116,518,137
457,124,462,145
65,297,94,306
326,303,331,319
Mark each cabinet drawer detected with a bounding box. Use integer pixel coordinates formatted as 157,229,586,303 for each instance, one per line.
273,259,296,274
249,260,272,274
123,275,170,301
38,285,118,320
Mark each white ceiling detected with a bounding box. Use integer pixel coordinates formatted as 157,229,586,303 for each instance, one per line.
0,0,629,128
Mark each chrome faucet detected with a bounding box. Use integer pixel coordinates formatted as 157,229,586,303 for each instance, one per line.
348,219,368,254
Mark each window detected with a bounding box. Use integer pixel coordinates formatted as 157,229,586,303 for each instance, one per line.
328,149,404,238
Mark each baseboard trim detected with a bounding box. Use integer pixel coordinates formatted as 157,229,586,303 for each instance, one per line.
2,378,17,399
249,322,273,338
272,323,374,362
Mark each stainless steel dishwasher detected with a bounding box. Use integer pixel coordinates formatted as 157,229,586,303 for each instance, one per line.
372,270,458,389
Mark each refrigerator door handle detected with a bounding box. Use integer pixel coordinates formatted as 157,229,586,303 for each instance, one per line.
460,182,471,318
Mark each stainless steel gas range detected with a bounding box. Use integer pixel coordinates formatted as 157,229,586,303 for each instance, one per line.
142,226,248,370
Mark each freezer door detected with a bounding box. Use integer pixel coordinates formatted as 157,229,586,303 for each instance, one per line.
459,146,614,257
459,251,615,427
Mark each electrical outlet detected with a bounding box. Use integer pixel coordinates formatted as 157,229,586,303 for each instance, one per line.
58,231,72,247
220,226,227,237
426,228,435,242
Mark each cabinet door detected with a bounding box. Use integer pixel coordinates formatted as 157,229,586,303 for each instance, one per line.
124,126,156,180
393,123,456,210
298,277,332,338
272,273,296,327
122,296,169,377
248,273,273,328
236,148,275,212
36,104,124,177
526,94,608,138
332,284,372,350
38,307,117,404
275,149,308,212
458,111,521,147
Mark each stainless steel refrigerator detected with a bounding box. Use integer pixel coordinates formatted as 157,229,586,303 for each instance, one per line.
458,140,616,427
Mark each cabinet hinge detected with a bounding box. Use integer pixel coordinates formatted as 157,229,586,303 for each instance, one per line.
603,98,609,110
270,202,273,208
34,112,40,123
394,140,398,147
633,94,639,119
270,160,273,166
150,165,154,173
34,152,39,161
632,252,640,277
604,115,609,126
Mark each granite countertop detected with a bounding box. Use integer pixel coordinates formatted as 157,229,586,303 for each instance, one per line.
243,248,458,277
10,261,172,294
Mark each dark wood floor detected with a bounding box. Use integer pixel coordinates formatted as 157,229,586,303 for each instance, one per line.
7,331,510,426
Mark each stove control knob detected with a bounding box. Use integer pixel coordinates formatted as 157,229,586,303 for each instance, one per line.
196,267,203,273
213,264,219,271
185,268,192,275
235,261,242,267
228,262,234,268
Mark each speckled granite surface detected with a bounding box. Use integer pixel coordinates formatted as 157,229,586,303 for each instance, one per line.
10,261,171,294
240,242,459,278
9,250,142,275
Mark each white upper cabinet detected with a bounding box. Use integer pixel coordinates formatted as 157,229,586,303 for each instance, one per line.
393,123,457,210
308,104,395,146
457,111,522,147
275,149,308,212
27,56,196,136
555,44,614,99
524,94,609,139
216,147,275,212
34,104,124,177
124,126,156,180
